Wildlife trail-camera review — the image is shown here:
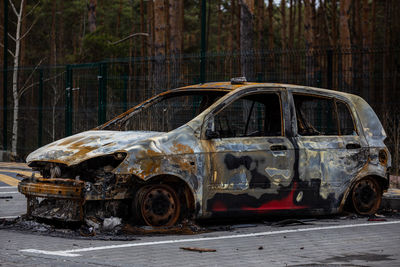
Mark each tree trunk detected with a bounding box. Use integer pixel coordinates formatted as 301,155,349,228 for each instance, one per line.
332,0,337,47
217,0,222,52
11,0,25,156
88,0,97,33
154,0,166,92
297,0,302,47
117,0,122,36
170,0,183,88
267,0,274,50
289,0,294,48
58,0,64,63
339,0,352,90
304,0,314,85
361,0,370,100
240,0,254,80
140,0,146,58
50,0,57,66
280,0,287,48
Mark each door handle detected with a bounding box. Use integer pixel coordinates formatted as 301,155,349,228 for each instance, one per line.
270,145,287,151
346,143,361,149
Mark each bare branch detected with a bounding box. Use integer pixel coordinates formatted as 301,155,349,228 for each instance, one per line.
8,32,16,42
0,26,17,42
22,1,40,20
18,58,45,98
19,0,25,17
19,17,39,41
8,0,19,17
0,43,15,57
109,33,149,46
19,69,66,98
43,71,66,83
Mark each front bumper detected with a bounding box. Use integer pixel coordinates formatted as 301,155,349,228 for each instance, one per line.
18,177,84,199
18,176,85,221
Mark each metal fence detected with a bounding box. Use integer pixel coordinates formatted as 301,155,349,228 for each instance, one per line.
1,48,399,173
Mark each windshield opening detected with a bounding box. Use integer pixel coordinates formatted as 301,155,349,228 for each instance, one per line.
103,90,227,132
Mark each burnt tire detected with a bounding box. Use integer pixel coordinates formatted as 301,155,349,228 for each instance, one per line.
351,177,382,215
135,184,181,227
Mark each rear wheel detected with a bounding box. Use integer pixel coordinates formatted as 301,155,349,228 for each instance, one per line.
136,184,181,227
351,177,382,215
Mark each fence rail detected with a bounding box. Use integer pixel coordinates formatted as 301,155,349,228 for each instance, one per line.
1,48,399,173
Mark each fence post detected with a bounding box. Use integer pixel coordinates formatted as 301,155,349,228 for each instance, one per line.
327,49,333,89
65,65,73,136
123,75,128,112
38,68,43,147
98,63,107,125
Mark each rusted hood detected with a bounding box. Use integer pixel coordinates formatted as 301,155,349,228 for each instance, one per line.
26,130,163,166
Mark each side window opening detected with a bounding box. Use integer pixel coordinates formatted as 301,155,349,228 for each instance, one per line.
336,100,357,135
212,93,282,138
293,94,338,136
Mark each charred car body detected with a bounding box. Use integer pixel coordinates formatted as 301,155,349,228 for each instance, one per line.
19,81,391,226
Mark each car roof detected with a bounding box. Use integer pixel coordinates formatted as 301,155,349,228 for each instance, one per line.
177,81,356,99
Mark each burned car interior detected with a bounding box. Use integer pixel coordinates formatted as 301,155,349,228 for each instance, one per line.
294,94,357,136
18,82,391,227
211,92,282,138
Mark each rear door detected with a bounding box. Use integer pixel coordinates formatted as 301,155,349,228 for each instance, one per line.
291,92,368,213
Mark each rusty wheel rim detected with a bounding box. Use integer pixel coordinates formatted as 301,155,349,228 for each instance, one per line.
352,178,381,215
140,184,180,227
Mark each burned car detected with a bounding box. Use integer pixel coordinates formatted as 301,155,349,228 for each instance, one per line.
19,81,391,226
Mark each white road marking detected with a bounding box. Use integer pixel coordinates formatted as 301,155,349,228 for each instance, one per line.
21,220,400,257
0,216,19,219
0,186,16,189
0,191,19,194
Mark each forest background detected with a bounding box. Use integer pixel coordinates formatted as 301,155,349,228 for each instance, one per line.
0,0,399,173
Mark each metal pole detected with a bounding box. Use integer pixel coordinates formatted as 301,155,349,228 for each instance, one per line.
38,69,43,147
327,49,333,89
65,65,72,136
98,63,107,125
3,0,9,150
98,63,103,125
200,0,206,84
123,75,128,112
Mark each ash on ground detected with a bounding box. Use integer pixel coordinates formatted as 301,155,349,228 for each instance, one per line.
0,215,207,240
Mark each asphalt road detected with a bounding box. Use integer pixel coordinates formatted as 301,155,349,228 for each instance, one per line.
1,167,400,266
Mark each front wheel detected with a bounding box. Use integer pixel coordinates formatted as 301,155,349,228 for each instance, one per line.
351,177,382,215
135,184,181,227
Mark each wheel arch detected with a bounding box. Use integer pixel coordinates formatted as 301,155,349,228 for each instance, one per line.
140,174,196,217
339,174,387,213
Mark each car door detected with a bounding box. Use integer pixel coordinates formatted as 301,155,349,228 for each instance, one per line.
291,92,369,213
202,88,300,216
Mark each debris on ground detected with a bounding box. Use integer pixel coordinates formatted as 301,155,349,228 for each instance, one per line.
367,213,387,221
122,220,207,235
85,216,101,231
268,219,315,227
258,246,263,250
102,217,122,231
79,225,96,237
180,247,216,253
